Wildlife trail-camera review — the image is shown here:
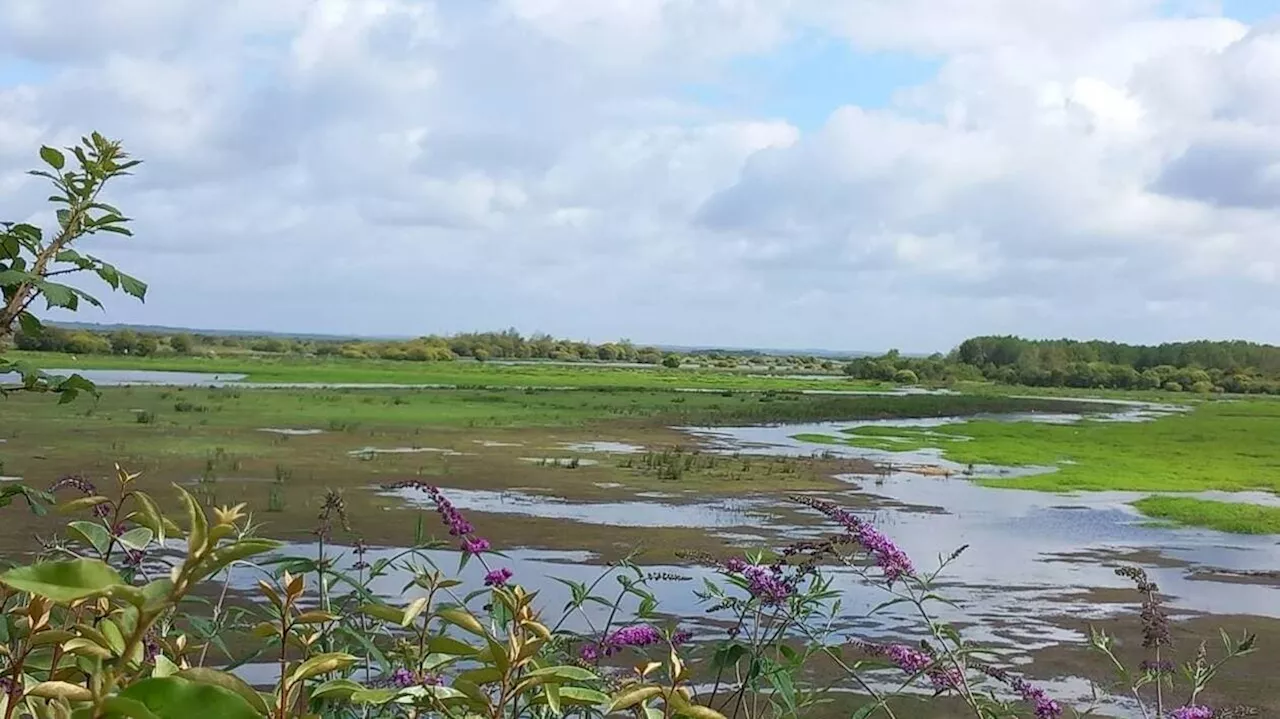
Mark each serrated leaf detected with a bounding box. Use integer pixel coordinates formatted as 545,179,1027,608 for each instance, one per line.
0,558,123,603
119,273,147,300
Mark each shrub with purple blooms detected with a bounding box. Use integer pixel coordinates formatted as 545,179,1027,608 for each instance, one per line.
0,472,1260,719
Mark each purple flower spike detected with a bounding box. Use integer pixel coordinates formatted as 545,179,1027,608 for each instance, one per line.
579,643,601,662
50,475,96,496
391,668,415,688
791,496,914,583
1171,707,1213,719
607,625,662,648
461,537,490,555
484,567,513,587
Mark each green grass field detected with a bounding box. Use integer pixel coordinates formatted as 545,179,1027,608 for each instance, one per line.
1130,496,1280,534
793,399,1280,494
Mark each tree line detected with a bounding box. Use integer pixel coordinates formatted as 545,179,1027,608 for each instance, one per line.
845,335,1280,394
11,325,847,370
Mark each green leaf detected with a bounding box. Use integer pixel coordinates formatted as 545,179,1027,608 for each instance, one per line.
0,269,33,287
54,373,99,403
118,527,154,551
426,636,478,656
350,688,400,705
40,146,66,171
0,558,123,603
196,539,281,578
153,656,180,679
100,696,162,719
558,687,610,707
174,484,207,559
358,603,404,624
543,683,562,716
175,668,270,716
455,667,503,686
289,652,357,683
527,665,597,682
310,678,364,700
68,521,112,556
35,279,78,309
118,677,261,719
119,272,147,300
17,311,43,337
131,492,167,544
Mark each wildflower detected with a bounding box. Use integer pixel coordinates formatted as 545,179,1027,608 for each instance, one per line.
740,564,793,604
1171,707,1213,719
1010,675,1062,719
606,625,662,649
461,537,490,555
671,630,693,645
351,537,370,571
92,502,113,519
1117,567,1170,648
484,567,513,587
855,641,961,694
579,643,601,662
50,475,96,496
111,523,126,537
391,668,415,688
976,665,1062,719
790,496,914,583
124,550,146,569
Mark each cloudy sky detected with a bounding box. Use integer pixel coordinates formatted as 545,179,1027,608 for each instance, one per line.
2,1,1279,352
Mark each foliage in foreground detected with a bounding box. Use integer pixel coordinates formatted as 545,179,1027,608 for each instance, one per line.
1,134,146,401
0,469,1260,719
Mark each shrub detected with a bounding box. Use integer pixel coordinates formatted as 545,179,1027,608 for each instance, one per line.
662,354,682,369
0,470,1260,719
892,368,919,384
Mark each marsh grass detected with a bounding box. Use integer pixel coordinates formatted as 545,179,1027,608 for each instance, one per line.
1131,496,1280,534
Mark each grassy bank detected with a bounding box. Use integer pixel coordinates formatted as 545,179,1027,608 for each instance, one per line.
793,399,1280,494
1131,496,1280,534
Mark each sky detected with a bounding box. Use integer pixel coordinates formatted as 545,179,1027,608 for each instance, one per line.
2,1,1280,353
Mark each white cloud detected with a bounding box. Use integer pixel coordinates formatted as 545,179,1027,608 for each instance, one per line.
1,0,1278,350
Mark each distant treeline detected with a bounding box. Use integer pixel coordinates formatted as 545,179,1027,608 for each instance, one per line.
845,336,1280,394
12,326,843,369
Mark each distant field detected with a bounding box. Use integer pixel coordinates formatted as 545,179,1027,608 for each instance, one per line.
7,351,882,391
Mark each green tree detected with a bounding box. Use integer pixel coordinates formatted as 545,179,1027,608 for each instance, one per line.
1,134,146,399
169,332,194,354
109,329,140,355
661,354,682,369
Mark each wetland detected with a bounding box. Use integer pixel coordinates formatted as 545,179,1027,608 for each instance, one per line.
2,373,1279,715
